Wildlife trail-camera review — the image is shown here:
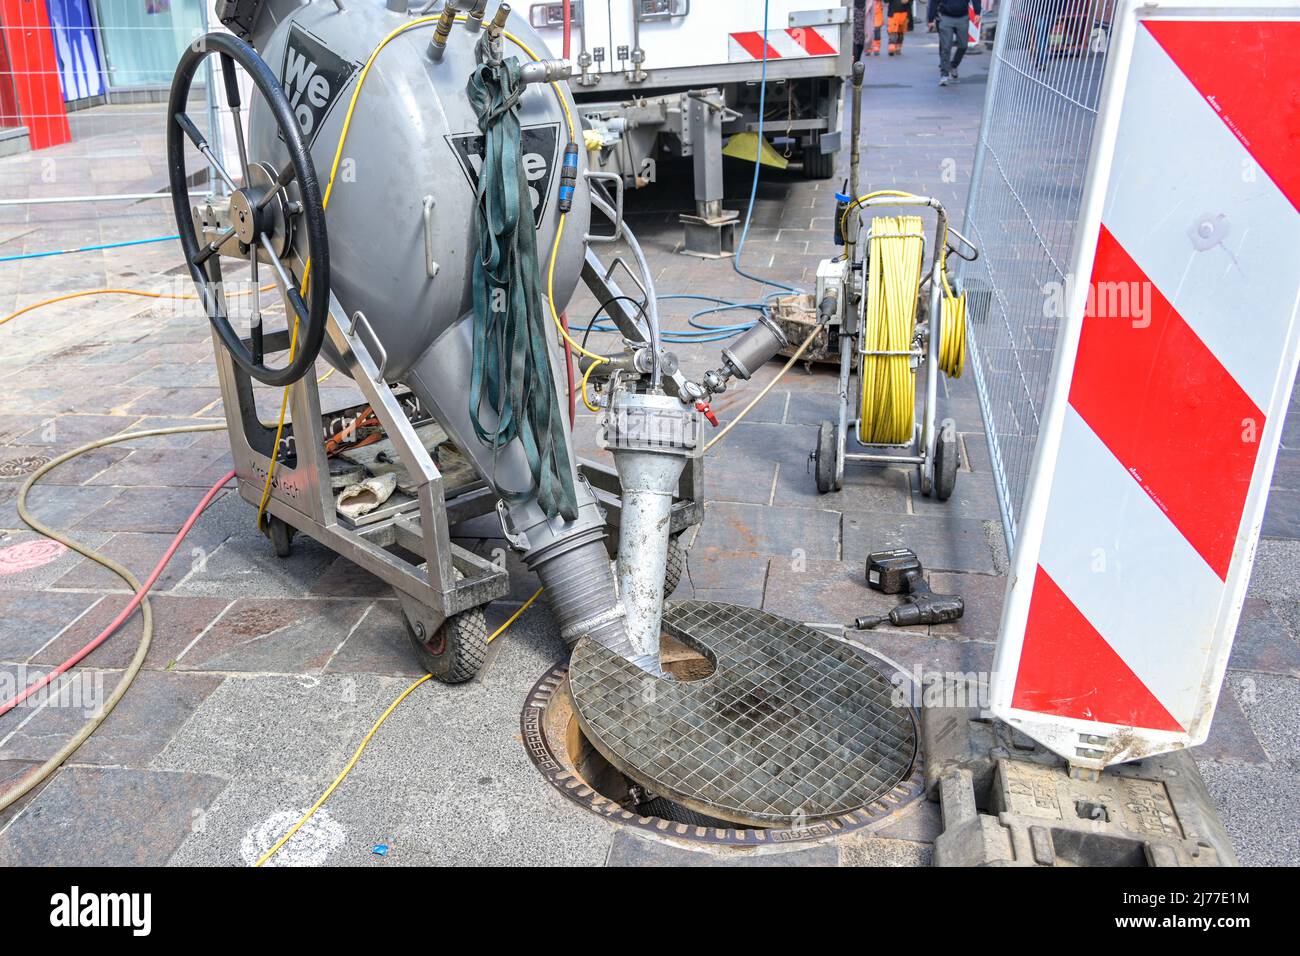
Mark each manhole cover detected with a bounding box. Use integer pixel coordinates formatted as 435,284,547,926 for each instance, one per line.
568,601,918,828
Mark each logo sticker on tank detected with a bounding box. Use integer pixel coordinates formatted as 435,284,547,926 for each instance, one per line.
446,123,560,228
280,24,359,146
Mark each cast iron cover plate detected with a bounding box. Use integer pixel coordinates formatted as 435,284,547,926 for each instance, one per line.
568,601,917,828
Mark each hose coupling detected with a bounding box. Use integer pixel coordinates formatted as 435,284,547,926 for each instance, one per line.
429,5,459,60
487,3,511,40
465,0,488,31
558,141,579,213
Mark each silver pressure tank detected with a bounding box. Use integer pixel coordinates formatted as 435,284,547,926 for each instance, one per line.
246,1,591,381
235,1,644,666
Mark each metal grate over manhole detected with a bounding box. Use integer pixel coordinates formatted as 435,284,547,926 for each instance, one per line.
569,601,917,828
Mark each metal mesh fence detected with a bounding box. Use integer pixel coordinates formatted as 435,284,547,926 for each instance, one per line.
0,0,221,204
957,0,1115,548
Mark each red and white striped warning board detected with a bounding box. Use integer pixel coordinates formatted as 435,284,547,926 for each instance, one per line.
727,27,840,61
990,2,1300,769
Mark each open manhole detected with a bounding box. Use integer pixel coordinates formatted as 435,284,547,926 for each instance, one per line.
522,602,923,847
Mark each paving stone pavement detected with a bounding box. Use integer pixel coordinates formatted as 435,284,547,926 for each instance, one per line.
1,28,1298,868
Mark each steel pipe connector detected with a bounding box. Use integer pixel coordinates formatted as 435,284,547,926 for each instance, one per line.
604,388,701,673
520,59,573,85
721,313,787,381
464,0,488,31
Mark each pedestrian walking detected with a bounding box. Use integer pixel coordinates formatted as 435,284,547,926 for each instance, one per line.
886,0,911,54
857,0,886,56
928,0,980,84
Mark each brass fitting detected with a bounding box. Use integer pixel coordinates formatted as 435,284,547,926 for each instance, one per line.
487,3,511,40
429,5,458,60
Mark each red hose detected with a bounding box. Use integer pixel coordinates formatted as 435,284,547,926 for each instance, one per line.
0,469,236,717
560,309,576,424
560,0,573,420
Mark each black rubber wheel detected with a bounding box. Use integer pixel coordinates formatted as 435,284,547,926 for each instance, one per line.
405,608,488,685
664,533,688,598
814,420,837,493
933,418,959,502
266,514,294,557
802,145,836,180
167,32,329,387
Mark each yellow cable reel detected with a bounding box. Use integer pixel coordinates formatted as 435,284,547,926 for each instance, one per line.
859,215,925,445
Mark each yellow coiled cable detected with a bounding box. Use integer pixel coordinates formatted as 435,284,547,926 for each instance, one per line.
939,289,966,379
860,216,924,445
842,191,968,383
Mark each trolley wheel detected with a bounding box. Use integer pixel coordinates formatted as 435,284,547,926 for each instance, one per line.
802,145,836,180
663,532,689,598
814,420,840,493
405,607,488,685
266,514,294,558
933,418,960,502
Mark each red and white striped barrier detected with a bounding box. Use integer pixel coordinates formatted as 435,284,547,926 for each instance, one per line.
727,26,840,61
990,0,1300,769
968,9,981,47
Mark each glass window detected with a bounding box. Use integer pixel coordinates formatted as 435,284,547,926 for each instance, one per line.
91,0,206,89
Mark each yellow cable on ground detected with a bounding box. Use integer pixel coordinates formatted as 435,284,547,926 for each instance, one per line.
0,284,276,329
487,587,543,644
253,672,431,867
255,585,544,867
0,424,228,815
860,215,924,445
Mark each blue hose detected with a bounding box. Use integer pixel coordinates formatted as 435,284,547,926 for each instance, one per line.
592,0,799,348
732,0,799,295
0,234,180,264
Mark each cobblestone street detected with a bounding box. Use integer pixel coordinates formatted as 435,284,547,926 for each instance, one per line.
1,23,1297,868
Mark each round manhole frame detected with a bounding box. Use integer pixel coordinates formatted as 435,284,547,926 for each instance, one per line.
521,646,925,848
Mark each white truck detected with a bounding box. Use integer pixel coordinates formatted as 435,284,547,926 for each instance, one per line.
526,1,852,255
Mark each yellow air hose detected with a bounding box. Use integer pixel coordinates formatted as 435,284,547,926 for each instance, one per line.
859,215,925,444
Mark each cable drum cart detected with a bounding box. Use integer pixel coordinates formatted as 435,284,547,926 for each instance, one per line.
808,192,978,500
162,0,820,684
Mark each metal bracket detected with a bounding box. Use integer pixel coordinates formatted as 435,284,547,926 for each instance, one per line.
603,255,648,308
347,310,389,382
495,499,529,551
422,195,441,279
946,224,980,262
584,170,624,243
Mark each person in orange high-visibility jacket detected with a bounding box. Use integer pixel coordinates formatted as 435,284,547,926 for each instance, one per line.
886,0,911,54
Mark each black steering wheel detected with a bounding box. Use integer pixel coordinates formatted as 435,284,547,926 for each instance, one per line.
167,31,330,388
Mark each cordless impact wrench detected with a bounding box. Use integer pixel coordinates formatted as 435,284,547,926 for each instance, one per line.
850,548,964,629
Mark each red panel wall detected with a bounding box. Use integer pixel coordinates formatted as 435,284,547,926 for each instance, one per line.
0,0,71,148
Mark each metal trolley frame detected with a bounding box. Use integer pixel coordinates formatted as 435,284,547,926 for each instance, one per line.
203,214,703,680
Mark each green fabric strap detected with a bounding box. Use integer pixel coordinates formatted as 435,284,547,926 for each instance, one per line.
466,47,578,522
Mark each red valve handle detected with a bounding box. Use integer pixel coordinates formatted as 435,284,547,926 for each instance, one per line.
696,401,719,427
